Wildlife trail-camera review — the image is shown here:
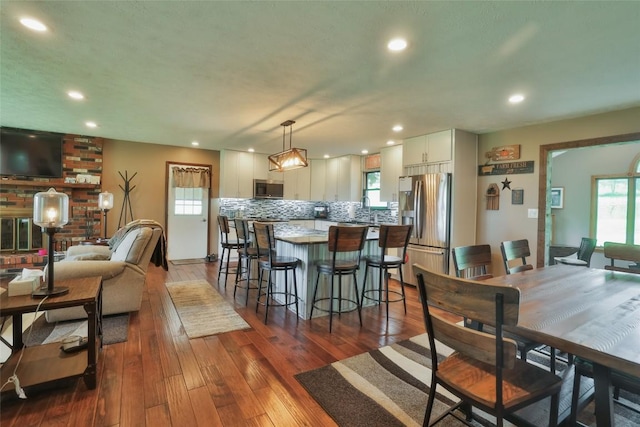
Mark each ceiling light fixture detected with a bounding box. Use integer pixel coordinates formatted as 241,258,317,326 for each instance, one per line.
509,94,525,104
68,91,84,100
323,154,330,159
361,149,369,154
386,140,395,145
248,148,255,153
387,38,407,51
268,120,308,172
85,121,97,128
20,17,47,32
191,141,199,146
392,125,403,132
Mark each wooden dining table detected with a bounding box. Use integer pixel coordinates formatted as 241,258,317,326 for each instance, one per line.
486,264,640,426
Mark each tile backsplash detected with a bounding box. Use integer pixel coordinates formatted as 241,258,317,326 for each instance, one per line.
219,198,398,224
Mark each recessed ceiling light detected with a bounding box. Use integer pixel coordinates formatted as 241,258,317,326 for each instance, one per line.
509,94,525,104
85,121,97,128
323,154,330,159
20,17,47,32
392,125,403,132
68,91,84,100
361,149,369,154
386,140,395,145
387,38,407,52
248,148,255,152
191,141,199,146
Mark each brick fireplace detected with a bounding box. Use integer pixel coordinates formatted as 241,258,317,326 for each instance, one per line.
0,134,104,272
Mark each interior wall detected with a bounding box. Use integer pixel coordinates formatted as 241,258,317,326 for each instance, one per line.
477,106,640,275
102,139,220,252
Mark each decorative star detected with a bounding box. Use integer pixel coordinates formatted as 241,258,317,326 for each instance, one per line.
501,177,512,190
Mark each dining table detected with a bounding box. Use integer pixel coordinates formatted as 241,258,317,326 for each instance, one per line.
486,264,640,426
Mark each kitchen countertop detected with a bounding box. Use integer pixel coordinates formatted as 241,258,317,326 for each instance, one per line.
274,223,379,245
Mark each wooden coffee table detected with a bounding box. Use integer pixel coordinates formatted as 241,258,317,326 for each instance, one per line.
0,276,102,392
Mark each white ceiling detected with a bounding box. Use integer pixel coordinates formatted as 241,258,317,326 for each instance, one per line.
1,1,639,159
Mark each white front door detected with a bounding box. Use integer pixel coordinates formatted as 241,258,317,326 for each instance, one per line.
167,164,209,260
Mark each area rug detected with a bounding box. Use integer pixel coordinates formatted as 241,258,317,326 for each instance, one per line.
295,334,640,427
170,258,206,265
165,279,250,338
24,313,129,346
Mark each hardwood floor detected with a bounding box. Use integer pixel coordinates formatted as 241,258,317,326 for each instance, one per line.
1,261,435,426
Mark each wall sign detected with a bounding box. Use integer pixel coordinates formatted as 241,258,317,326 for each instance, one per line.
478,161,534,176
485,144,521,161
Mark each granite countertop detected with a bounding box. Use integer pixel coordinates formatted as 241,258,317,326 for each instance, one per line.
274,223,379,245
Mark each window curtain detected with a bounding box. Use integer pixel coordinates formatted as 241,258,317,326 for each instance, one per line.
172,167,210,188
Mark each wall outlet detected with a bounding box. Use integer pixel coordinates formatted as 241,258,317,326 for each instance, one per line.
528,208,538,219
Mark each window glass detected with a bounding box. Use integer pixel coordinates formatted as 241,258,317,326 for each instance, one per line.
364,171,387,209
595,178,628,244
174,187,203,215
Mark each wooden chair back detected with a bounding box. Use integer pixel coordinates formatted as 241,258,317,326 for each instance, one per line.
604,242,640,273
377,224,412,260
500,239,534,274
452,244,493,280
234,218,250,243
253,222,276,262
576,237,597,266
327,226,367,253
218,215,233,244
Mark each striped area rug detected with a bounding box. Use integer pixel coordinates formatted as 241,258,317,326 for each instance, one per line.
165,279,250,338
296,334,640,427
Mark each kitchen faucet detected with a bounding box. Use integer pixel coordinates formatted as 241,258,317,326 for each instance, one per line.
361,195,372,222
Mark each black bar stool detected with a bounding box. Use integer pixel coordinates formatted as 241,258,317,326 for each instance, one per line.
361,224,412,322
253,222,300,324
310,225,367,332
217,215,242,287
233,218,261,305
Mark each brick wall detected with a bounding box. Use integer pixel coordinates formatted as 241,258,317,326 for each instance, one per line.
0,134,104,249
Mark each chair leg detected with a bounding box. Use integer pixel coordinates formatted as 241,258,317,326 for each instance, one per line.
423,381,437,427
310,272,321,319
292,266,299,319
353,271,362,326
569,368,581,426
244,257,253,306
361,263,369,305
329,275,335,332
398,266,407,314
383,268,389,322
256,267,264,313
264,270,272,324
217,247,225,281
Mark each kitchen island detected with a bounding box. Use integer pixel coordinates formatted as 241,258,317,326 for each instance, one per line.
265,224,384,319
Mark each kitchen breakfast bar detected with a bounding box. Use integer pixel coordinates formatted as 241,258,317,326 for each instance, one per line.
258,224,384,319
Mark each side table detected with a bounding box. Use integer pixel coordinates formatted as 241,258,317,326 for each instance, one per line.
0,276,103,392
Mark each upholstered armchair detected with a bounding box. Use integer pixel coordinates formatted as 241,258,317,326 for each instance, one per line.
45,221,165,322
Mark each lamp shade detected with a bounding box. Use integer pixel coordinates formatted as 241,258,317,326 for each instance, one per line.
98,191,114,210
33,187,69,228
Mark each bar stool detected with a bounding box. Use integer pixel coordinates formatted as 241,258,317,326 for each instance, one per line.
361,224,412,322
253,222,300,324
233,218,261,305
217,215,242,287
310,225,367,332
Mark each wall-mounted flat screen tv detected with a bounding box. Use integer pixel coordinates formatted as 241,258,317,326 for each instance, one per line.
0,127,64,178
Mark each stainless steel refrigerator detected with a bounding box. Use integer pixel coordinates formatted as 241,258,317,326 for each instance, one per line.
398,173,451,285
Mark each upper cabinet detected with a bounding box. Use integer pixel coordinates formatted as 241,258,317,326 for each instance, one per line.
380,144,403,202
310,155,361,201
283,167,311,200
402,129,452,167
253,153,282,182
220,150,255,198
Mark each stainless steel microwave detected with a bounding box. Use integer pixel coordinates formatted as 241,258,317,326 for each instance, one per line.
253,179,284,199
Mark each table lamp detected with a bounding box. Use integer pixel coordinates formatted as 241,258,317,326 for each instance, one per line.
33,188,69,297
98,191,114,241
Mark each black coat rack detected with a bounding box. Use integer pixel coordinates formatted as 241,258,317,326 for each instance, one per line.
118,170,137,228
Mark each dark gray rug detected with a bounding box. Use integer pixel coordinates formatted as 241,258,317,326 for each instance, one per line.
24,313,129,346
296,334,639,427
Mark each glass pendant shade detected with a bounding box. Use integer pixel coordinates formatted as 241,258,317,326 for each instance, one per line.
33,188,69,228
99,191,114,210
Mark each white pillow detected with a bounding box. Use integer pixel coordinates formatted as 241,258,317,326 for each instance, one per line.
110,228,152,264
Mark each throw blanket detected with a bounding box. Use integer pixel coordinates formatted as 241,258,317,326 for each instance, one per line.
109,219,169,271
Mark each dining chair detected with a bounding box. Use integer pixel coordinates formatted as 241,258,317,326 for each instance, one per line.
554,237,597,267
310,225,367,332
500,239,534,274
603,241,640,273
570,354,640,423
253,222,300,323
452,244,541,363
414,263,563,427
361,224,412,323
217,215,242,287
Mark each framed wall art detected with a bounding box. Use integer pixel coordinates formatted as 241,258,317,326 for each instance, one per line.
512,188,524,205
551,187,564,209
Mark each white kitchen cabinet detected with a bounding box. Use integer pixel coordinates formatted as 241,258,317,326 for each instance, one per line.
283,167,311,200
325,158,339,201
380,144,403,202
220,150,254,198
402,129,452,166
253,153,282,182
314,220,337,231
310,159,327,201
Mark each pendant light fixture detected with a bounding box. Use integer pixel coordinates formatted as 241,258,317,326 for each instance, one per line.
268,120,308,172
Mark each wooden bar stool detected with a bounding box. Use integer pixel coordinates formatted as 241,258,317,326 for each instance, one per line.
217,215,242,287
310,225,367,332
253,222,300,324
361,224,412,323
233,218,261,305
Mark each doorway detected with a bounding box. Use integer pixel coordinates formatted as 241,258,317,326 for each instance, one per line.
166,162,211,260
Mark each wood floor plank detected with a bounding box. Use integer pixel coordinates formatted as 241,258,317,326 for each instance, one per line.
1,261,429,426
